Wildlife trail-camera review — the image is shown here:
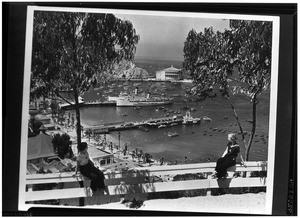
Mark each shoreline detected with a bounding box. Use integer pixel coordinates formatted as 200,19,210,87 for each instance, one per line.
63,125,168,168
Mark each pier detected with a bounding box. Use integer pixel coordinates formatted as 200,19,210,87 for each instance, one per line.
60,101,116,110
84,115,201,133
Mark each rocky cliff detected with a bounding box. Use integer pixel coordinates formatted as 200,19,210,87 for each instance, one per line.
104,60,149,80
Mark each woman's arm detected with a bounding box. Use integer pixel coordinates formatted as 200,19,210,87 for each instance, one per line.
73,162,79,176
222,147,228,157
73,154,80,176
240,154,245,165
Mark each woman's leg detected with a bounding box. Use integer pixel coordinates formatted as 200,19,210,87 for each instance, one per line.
215,157,227,178
89,165,106,189
79,165,98,192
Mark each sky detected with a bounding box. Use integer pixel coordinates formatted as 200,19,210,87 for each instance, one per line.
115,13,230,61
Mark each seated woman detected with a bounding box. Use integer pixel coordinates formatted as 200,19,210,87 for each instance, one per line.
215,133,244,179
74,142,106,192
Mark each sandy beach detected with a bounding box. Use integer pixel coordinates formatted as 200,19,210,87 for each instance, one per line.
63,125,164,166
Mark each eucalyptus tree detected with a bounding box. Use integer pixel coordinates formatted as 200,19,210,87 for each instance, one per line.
183,20,272,161
31,11,139,146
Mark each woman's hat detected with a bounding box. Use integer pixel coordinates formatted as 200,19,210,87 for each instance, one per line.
228,133,237,140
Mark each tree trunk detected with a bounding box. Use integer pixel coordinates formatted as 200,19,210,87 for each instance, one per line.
226,97,247,148
245,94,257,161
73,90,82,150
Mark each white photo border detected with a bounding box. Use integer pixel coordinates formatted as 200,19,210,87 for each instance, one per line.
19,6,280,214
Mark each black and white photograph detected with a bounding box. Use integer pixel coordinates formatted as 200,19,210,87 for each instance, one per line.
17,5,282,214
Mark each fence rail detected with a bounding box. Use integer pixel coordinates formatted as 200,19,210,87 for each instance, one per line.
25,161,267,203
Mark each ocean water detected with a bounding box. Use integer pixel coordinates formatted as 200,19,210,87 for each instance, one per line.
71,59,270,164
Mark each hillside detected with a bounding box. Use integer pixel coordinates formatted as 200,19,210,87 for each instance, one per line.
101,60,149,80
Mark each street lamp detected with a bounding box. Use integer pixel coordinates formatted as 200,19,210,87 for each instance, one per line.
118,131,121,149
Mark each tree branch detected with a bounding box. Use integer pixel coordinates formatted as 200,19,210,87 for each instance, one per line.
40,77,74,105
50,89,74,105
224,94,247,151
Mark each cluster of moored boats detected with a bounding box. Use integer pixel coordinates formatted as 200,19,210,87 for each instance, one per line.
142,111,202,130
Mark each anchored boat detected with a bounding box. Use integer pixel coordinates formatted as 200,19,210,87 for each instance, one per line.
110,88,173,107
183,111,201,124
168,131,179,137
203,116,212,121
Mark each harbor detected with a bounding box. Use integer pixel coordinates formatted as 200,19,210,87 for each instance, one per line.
72,80,269,164
33,77,269,165
45,75,270,165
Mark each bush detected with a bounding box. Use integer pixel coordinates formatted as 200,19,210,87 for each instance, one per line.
52,133,73,159
28,116,43,136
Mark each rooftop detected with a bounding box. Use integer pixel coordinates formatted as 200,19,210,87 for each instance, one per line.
88,146,114,159
163,65,181,72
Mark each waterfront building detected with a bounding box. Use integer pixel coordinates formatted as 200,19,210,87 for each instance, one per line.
85,146,114,168
156,65,182,81
71,144,114,168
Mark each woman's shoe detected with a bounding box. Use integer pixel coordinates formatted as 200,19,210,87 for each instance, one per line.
87,187,94,196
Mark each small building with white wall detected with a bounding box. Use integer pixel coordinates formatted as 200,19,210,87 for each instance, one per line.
71,144,114,168
156,65,182,81
88,146,114,168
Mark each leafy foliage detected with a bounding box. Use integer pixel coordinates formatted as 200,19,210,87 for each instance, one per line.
28,116,43,137
183,27,235,101
184,21,272,101
31,11,139,146
31,11,139,98
183,20,272,160
229,21,272,99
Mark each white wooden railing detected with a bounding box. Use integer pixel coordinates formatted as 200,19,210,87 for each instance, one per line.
25,161,267,204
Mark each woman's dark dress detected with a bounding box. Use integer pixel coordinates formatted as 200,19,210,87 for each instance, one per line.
79,161,106,192
215,141,240,179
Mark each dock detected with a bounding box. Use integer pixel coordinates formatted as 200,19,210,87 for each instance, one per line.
84,115,201,134
60,101,116,110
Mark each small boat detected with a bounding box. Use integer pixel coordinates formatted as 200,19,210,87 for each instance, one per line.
203,116,212,121
168,131,179,137
193,119,201,124
170,123,178,126
182,111,200,124
158,124,167,129
138,126,149,132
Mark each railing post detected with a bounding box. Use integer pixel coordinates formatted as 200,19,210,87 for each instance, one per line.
206,173,212,196
27,184,33,192
119,181,126,203
79,181,84,206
